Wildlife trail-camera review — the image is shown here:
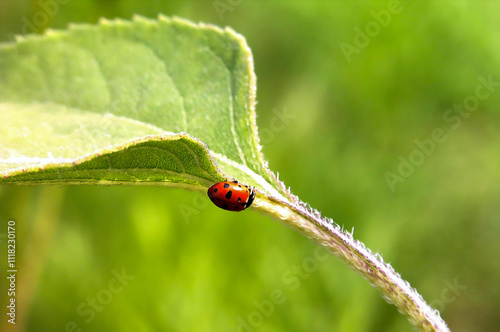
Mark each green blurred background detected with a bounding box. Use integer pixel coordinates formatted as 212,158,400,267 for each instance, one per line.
1,1,499,331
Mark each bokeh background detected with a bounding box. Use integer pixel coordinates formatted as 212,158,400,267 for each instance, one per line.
1,1,499,331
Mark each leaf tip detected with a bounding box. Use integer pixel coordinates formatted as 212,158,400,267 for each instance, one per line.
67,22,93,32
157,13,170,22
44,28,63,37
97,17,114,26
132,14,150,23
170,16,199,30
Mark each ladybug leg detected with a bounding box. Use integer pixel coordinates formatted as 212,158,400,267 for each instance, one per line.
245,188,256,208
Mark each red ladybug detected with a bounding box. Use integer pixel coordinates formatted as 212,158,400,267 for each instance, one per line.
207,180,255,212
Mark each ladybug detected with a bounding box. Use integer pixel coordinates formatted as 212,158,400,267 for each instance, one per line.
207,180,255,212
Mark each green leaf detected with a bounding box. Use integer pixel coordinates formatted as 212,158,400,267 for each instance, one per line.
0,15,450,332
0,15,281,196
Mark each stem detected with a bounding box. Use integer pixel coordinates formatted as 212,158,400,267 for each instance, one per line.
254,195,450,332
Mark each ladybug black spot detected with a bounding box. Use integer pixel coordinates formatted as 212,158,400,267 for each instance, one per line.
213,188,218,193
223,183,230,188
225,191,232,199
237,197,241,202
234,206,239,210
221,203,229,210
